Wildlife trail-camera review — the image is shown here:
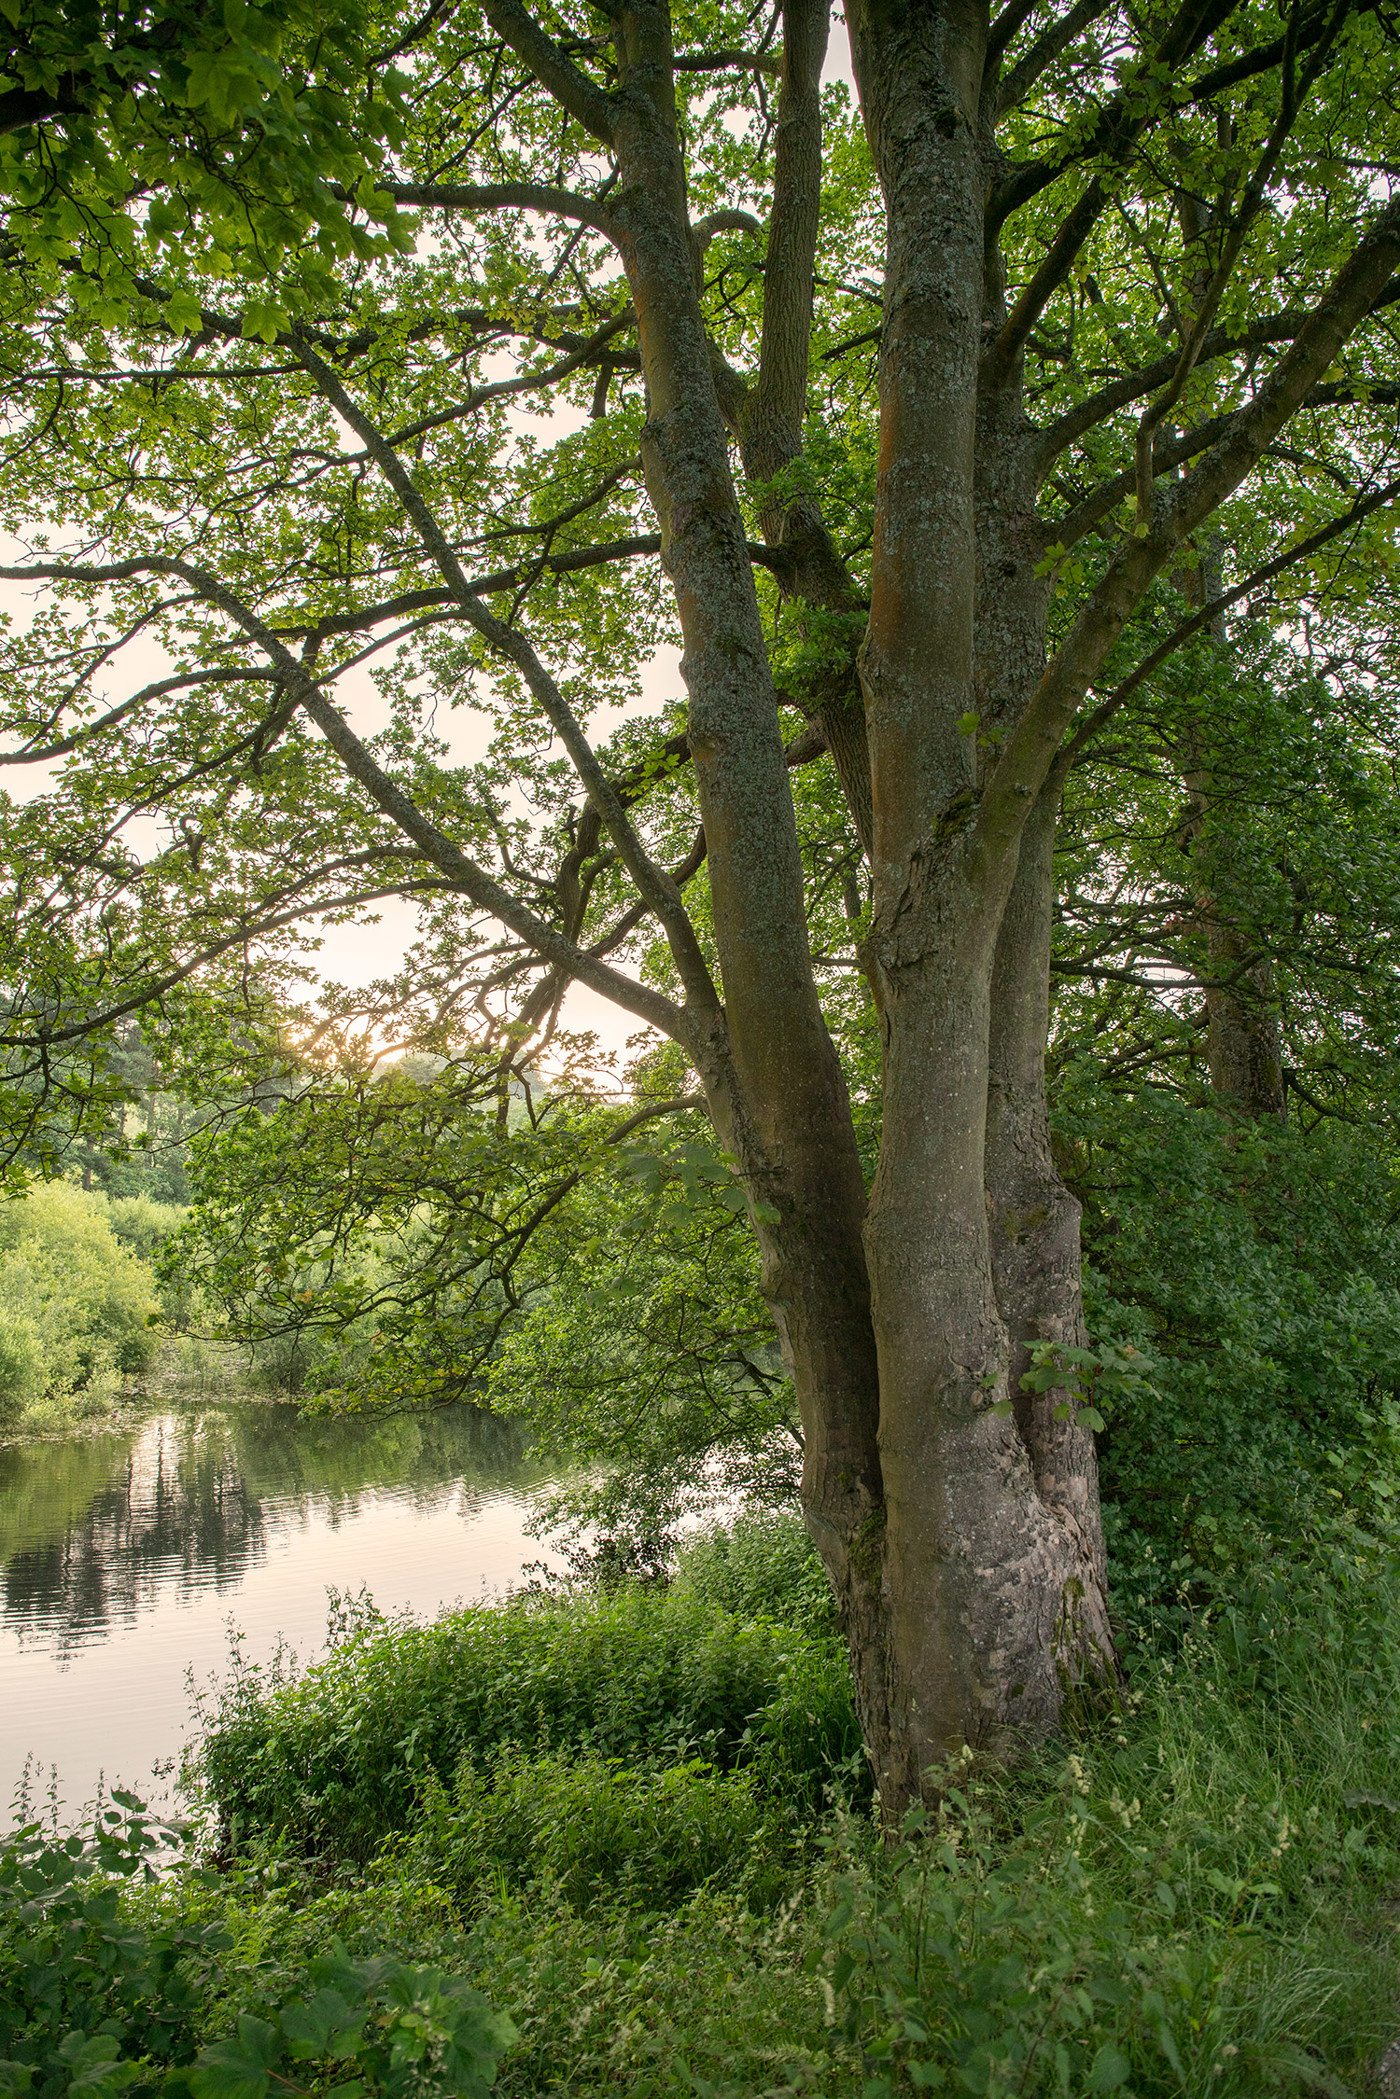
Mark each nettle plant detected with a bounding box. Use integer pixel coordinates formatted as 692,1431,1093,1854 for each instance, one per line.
0,1795,515,2099
996,1339,1159,1438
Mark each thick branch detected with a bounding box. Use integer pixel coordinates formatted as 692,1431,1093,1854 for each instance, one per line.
290,334,721,1016
992,0,1116,115
370,179,619,235
0,555,686,1039
479,0,617,144
976,189,1400,863
1034,279,1400,470
993,0,1285,226
981,176,1107,392
1056,472,1400,771
1055,413,1234,548
734,0,873,855
1132,0,1343,525
673,47,780,75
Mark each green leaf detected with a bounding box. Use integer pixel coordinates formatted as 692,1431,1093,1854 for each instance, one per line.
279,1989,366,2062
190,2017,281,2099
1086,2040,1131,2091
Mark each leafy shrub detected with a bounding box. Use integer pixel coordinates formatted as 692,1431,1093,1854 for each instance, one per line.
106,1198,186,1264
36,1543,1393,2099
0,1797,515,2099
0,1184,159,1428
0,1793,225,2099
0,1313,42,1421
188,1948,514,2099
161,1853,848,2099
395,1749,783,1913
106,1198,200,1333
671,1510,839,1637
1059,1090,1400,1576
192,1587,861,1859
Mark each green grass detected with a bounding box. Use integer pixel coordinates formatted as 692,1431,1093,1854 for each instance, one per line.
819,1582,1400,2096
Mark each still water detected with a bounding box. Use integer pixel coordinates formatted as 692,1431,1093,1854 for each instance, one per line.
0,1402,560,1820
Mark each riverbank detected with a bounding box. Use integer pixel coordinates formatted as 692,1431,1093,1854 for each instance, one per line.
0,1181,224,1444
3,1511,1398,2098
0,1339,271,1450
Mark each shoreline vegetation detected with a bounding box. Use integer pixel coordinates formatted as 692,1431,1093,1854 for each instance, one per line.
0,1179,291,1448
2,1176,1400,2091
3,1167,1400,2091
4,1512,1400,2097
0,1353,280,1451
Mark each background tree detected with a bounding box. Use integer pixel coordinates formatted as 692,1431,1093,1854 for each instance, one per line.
5,0,1400,1810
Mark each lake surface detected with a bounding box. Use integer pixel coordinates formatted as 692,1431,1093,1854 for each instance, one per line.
0,1401,561,1821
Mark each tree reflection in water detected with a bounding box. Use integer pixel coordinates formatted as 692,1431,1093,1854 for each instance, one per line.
0,1405,537,1661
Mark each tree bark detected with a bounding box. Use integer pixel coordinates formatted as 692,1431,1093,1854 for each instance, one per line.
986,784,1111,1611
1179,552,1288,1120
846,0,1113,1800
604,0,896,1780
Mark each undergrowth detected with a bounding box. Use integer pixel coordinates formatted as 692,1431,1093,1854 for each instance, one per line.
4,1515,1399,2098
190,1571,862,1860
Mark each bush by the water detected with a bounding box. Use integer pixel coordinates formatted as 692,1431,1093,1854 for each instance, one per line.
0,1794,515,2099
669,1508,841,1636
0,1183,164,1431
192,1578,862,1859
389,1748,787,1913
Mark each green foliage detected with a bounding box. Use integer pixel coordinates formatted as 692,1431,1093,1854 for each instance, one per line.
191,1585,861,1860
0,1793,223,2099
486,1124,794,1541
5,1517,1400,2099
821,1552,1400,2096
390,1750,784,1915
0,1183,159,1429
187,1948,513,2099
164,1067,793,1535
1054,1091,1400,1590
106,1199,186,1265
168,1858,843,2099
670,1511,839,1639
134,1533,1400,2096
0,1,412,329
0,1799,514,2099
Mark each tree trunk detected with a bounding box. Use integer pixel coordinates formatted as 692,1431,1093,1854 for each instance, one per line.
1197,903,1287,1117
604,0,898,1785
986,784,1111,1610
600,0,1133,1818
845,0,1114,1803
1178,548,1287,1120
866,872,1109,1794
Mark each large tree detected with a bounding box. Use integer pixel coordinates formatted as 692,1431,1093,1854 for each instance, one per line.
5,0,1400,1810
